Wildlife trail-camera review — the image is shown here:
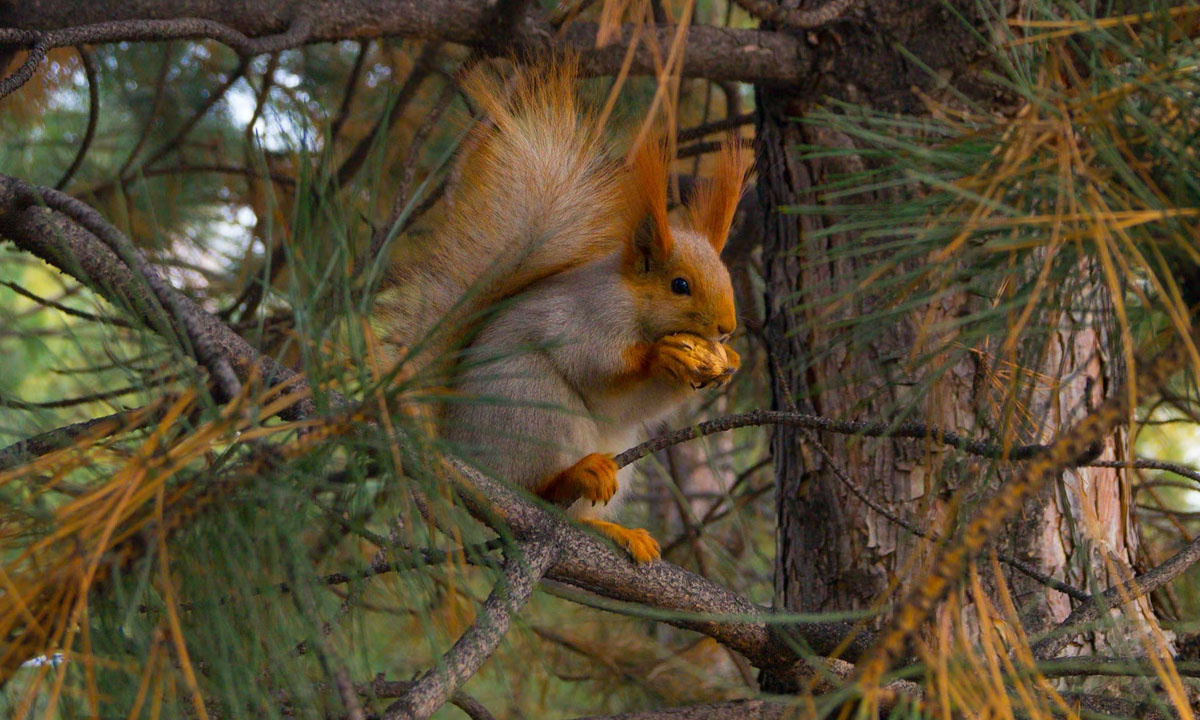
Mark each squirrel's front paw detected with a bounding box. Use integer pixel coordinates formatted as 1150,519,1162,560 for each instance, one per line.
654,333,737,389
538,453,619,506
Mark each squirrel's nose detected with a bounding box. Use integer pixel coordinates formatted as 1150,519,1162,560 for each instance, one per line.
717,323,734,340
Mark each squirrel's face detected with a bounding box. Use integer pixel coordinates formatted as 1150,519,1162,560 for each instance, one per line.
622,220,737,342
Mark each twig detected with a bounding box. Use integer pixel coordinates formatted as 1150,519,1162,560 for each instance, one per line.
91,56,251,197
677,140,724,159
0,405,161,472
127,163,295,187
678,113,755,143
137,57,250,175
0,375,175,410
241,51,279,146
329,41,371,145
364,675,496,720
613,409,1068,469
382,540,557,720
0,35,48,100
54,46,99,189
1031,532,1200,659
1089,458,1200,485
360,76,460,273
334,41,443,190
116,43,174,178
2,280,132,327
1035,656,1200,679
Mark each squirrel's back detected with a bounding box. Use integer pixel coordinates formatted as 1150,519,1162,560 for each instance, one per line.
376,59,636,376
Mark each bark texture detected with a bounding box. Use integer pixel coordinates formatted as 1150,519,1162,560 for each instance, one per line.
754,0,1163,690
0,0,811,84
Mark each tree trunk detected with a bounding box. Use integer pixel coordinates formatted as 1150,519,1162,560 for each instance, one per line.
754,0,1166,691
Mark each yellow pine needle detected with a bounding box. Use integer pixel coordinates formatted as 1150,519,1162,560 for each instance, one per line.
155,483,209,720
125,636,162,720
1009,5,1200,45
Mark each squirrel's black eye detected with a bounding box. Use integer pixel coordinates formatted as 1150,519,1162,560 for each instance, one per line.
671,277,690,295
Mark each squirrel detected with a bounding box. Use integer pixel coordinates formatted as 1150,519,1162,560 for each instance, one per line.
374,58,750,563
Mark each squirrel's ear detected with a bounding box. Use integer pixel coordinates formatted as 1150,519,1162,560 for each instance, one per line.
626,137,673,264
685,135,752,253
631,213,671,268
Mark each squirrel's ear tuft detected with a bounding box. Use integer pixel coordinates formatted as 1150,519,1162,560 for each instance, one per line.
626,137,673,261
685,135,752,253
631,214,668,268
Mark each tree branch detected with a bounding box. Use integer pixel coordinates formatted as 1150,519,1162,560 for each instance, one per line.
0,35,47,100
613,409,1072,469
382,540,558,720
731,0,858,29
54,46,98,190
0,174,332,420
1031,532,1200,660
570,700,793,719
364,675,496,720
448,459,874,672
0,2,810,85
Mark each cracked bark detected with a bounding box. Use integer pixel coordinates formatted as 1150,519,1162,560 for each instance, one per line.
753,0,1164,692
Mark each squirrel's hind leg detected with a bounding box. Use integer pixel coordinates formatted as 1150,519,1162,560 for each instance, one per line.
535,454,660,564
581,519,661,564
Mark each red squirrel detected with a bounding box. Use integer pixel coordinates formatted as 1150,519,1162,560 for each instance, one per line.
376,58,749,563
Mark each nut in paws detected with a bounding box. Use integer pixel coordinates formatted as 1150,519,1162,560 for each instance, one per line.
656,333,738,389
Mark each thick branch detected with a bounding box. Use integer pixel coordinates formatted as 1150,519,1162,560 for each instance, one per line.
0,2,809,85
449,459,873,671
0,176,328,420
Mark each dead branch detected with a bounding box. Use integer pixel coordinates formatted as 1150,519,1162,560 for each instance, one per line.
334,41,444,190
0,406,161,472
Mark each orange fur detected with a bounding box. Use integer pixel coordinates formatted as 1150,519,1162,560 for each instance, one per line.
377,59,746,566
537,453,618,505
377,57,632,373
583,519,660,564
627,138,673,258
684,136,752,252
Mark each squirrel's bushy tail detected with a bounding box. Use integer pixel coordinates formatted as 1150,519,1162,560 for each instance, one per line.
376,57,635,378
